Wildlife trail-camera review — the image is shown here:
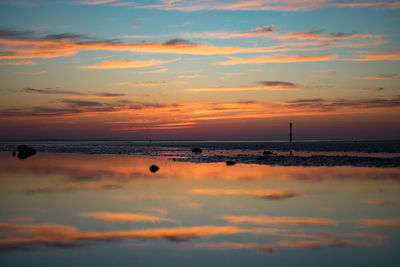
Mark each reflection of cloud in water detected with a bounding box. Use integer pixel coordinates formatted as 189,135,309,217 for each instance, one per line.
362,199,399,207
0,217,386,255
191,188,300,200
359,219,400,228
221,215,338,227
187,242,275,254
185,232,383,253
276,232,384,250
0,220,254,251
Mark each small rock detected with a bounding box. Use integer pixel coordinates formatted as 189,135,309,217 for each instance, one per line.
149,165,159,173
17,145,36,160
192,148,202,153
263,150,274,156
226,160,236,166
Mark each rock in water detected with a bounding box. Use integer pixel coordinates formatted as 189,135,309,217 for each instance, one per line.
226,160,236,166
17,145,36,160
149,165,159,173
263,150,274,156
192,148,202,153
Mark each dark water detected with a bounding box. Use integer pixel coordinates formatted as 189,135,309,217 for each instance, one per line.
0,143,399,266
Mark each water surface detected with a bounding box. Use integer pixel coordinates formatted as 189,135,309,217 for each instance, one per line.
0,152,399,266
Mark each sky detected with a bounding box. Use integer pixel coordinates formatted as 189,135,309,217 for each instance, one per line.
0,0,399,140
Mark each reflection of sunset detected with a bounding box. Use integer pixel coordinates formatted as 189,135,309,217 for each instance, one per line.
1,0,400,265
0,151,399,265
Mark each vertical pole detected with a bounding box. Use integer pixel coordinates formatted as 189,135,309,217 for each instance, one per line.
289,122,293,156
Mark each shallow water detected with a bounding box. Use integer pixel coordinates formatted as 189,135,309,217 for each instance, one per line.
0,152,399,267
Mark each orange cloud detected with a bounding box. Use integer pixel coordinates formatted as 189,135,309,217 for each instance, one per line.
218,53,337,65
359,219,400,228
191,188,299,200
348,50,400,61
79,58,180,70
222,215,338,227
2,96,400,127
0,59,36,65
111,81,186,86
187,81,299,92
78,0,118,5
0,27,383,62
78,212,173,223
178,74,201,79
139,68,168,74
0,35,269,59
0,221,247,250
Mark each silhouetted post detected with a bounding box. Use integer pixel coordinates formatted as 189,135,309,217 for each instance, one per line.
289,122,293,156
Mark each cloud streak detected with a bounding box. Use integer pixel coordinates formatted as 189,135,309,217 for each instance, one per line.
187,241,275,254
191,188,299,200
276,233,384,250
20,88,125,98
222,215,338,227
79,58,180,70
348,50,400,61
0,221,251,251
361,74,400,80
136,0,400,12
0,59,36,65
187,232,383,253
218,54,337,65
187,81,299,92
362,199,399,206
78,0,118,5
139,68,168,74
78,212,174,223
359,218,400,228
111,81,186,87
182,26,275,39
0,30,285,59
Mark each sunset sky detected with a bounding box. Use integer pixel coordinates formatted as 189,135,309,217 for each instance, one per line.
0,0,399,140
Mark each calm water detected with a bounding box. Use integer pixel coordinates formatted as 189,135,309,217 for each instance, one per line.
1,152,399,266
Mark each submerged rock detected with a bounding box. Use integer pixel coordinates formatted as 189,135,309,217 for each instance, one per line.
149,165,159,173
17,145,36,160
192,148,202,153
226,160,236,166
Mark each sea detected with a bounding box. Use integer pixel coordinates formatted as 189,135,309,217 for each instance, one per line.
0,140,399,266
